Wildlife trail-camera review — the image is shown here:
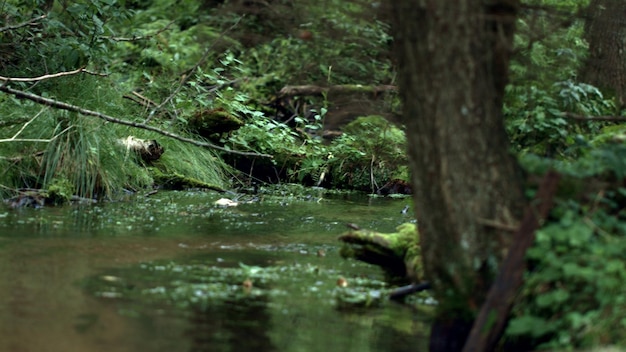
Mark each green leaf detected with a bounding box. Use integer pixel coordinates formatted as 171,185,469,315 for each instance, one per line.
536,289,570,308
507,315,555,337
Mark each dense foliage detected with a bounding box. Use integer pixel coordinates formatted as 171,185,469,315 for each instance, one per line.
1,0,626,350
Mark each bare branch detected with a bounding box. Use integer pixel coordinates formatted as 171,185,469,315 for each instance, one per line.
7,108,47,140
0,15,46,33
146,16,243,122
0,85,272,158
0,138,54,143
99,20,176,42
0,107,73,143
278,84,397,97
0,67,108,83
123,91,159,109
562,112,626,122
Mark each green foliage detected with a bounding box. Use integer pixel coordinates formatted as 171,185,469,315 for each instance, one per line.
3,0,626,350
226,118,303,159
241,0,392,86
326,116,407,190
224,114,406,192
509,148,626,349
508,203,626,349
504,0,617,159
510,0,588,91
505,80,615,157
46,178,74,205
2,0,132,74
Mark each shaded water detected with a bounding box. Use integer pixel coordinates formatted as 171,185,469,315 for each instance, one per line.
0,190,430,352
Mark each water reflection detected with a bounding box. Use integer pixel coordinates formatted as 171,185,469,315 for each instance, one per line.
187,298,276,352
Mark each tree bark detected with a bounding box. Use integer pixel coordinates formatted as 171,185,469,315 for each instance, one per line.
390,1,524,350
580,0,626,107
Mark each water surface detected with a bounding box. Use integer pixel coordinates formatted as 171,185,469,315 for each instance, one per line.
0,190,429,352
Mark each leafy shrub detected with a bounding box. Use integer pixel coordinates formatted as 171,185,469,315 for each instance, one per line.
505,80,614,157
508,149,626,349
324,115,407,191
508,202,626,349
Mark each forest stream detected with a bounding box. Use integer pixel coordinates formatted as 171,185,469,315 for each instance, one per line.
0,190,430,352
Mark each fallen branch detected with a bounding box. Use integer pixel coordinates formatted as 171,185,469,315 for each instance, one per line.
0,14,46,33
278,84,397,97
99,20,175,42
0,85,272,158
0,67,107,82
389,282,431,300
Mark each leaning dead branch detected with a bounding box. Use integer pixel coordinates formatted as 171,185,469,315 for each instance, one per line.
0,67,107,83
0,85,272,158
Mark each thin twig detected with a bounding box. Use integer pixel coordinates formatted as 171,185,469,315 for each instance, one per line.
99,20,175,42
0,138,53,143
0,107,73,143
0,119,72,143
562,112,626,122
132,91,158,106
0,15,46,33
145,16,243,123
123,91,159,109
10,108,47,140
0,67,108,82
0,85,272,158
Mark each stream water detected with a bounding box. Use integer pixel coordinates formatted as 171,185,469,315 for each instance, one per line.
0,189,430,352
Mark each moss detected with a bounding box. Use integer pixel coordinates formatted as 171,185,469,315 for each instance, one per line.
149,167,225,191
339,222,422,284
46,178,74,205
188,108,244,138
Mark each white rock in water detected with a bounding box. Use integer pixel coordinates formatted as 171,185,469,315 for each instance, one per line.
214,198,238,207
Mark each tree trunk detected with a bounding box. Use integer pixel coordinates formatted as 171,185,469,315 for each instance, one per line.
389,1,524,350
580,0,626,107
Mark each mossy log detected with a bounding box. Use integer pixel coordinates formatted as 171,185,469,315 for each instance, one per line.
339,223,422,284
188,108,244,139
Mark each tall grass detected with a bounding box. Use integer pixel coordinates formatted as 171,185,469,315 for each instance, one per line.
0,75,228,200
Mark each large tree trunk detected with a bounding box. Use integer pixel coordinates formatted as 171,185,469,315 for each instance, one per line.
580,0,626,107
390,1,524,350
